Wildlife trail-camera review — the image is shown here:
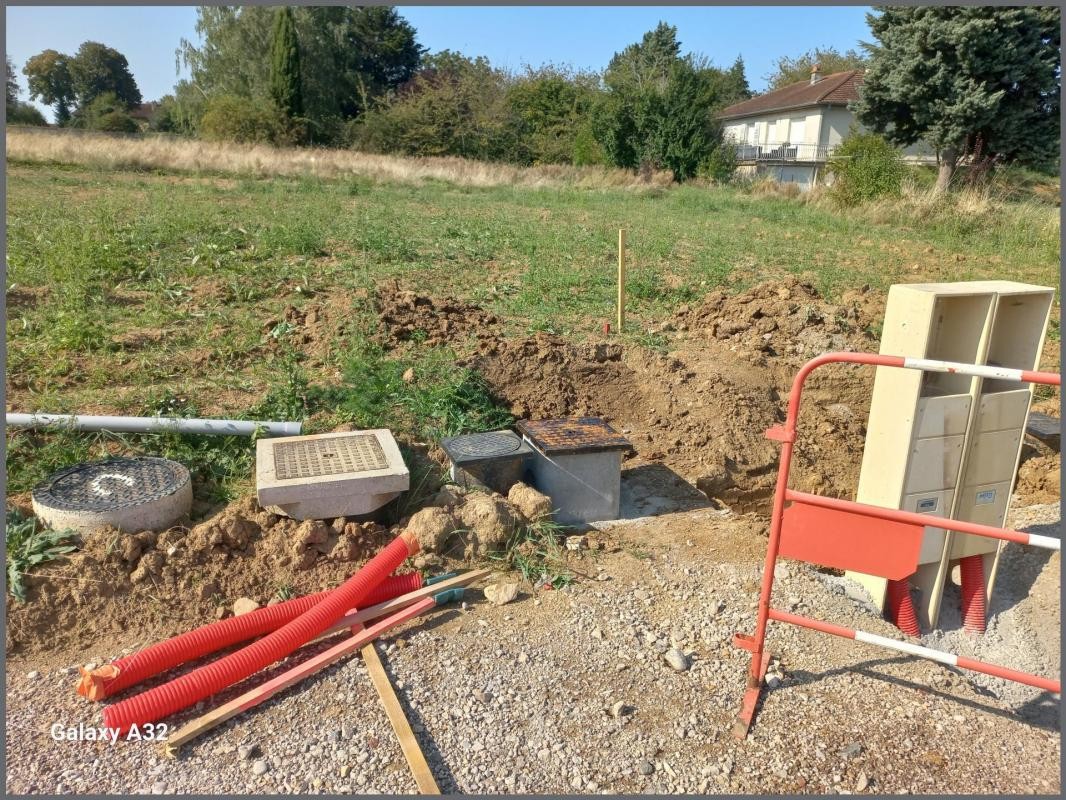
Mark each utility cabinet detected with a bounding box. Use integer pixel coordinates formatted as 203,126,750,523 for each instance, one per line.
846,281,1053,630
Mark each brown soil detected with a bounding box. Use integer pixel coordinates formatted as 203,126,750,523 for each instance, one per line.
375,279,502,349
459,277,881,511
9,278,1057,670
5,496,402,663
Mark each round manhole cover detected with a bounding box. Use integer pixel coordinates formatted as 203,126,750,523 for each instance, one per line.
444,431,524,461
33,457,191,513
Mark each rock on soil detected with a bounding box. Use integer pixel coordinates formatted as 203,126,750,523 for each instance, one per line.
506,482,553,522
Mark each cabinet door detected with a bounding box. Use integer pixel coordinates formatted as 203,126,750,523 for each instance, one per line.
975,389,1032,433
903,435,965,494
902,489,954,564
961,429,1024,486
914,394,971,439
950,482,1011,557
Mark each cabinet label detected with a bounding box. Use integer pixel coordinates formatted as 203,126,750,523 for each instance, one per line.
916,497,938,513
975,489,996,505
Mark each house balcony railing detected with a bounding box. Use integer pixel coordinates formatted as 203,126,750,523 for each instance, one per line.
730,141,838,164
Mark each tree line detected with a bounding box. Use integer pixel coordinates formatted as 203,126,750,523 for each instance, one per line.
12,6,1059,187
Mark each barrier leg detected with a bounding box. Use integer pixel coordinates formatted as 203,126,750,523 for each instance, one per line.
731,428,797,738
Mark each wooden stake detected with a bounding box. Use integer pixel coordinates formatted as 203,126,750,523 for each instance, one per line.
163,598,434,756
617,228,627,332
361,641,440,794
317,568,492,641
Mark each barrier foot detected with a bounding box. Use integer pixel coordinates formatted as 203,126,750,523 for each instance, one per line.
731,647,772,739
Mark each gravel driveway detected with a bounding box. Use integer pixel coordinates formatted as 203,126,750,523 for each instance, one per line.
5,505,1060,794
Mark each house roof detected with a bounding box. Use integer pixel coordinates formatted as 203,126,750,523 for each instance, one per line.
719,70,863,120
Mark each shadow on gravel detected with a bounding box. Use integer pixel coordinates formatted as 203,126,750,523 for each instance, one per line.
373,652,460,793
783,655,1061,734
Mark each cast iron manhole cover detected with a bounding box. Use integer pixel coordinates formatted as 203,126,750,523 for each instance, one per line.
32,457,191,512
517,417,632,455
273,433,389,480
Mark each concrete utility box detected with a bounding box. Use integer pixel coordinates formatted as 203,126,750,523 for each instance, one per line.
256,430,409,520
440,430,532,494
516,417,632,526
846,281,1054,630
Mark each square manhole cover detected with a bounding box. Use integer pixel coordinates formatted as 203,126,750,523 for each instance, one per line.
273,434,389,480
517,417,632,455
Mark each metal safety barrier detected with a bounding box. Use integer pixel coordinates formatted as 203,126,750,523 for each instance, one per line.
732,352,1061,738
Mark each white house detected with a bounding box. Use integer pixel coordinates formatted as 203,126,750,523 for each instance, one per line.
719,66,934,187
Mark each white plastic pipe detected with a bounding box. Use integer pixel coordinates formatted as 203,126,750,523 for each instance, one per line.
5,412,300,438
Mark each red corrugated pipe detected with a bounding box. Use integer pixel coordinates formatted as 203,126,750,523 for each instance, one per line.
960,554,987,634
102,531,419,733
886,578,920,637
77,571,422,701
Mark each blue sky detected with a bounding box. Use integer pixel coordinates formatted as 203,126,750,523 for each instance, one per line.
7,6,873,121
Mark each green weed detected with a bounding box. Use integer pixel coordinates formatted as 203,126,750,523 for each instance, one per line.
5,507,79,602
491,518,573,590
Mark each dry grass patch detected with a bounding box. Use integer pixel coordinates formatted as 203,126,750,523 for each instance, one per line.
7,128,674,191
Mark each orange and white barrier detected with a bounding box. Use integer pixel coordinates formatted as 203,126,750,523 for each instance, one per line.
732,352,1061,738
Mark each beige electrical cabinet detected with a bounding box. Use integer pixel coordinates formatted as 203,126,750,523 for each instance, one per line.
846,281,1053,630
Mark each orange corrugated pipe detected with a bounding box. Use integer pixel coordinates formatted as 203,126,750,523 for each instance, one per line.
102,532,419,733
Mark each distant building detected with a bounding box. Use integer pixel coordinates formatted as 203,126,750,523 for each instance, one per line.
719,66,935,188
128,102,160,130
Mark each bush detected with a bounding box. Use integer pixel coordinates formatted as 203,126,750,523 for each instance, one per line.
71,91,139,133
95,109,139,133
199,94,285,145
698,140,738,183
827,132,905,206
7,102,48,126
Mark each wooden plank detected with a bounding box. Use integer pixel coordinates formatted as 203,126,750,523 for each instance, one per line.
316,569,492,641
361,641,440,794
163,597,435,757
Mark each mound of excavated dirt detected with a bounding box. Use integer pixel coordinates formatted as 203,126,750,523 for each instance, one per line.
456,279,883,512
5,497,400,659
672,276,883,363
375,280,500,349
6,477,554,661
260,289,364,366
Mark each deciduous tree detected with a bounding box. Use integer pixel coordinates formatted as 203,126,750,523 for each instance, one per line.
765,46,867,90
23,49,74,123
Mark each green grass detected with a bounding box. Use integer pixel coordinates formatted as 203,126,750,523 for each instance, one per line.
5,159,1059,502
490,517,574,590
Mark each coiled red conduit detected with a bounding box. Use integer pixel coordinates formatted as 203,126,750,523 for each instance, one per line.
886,578,920,637
79,571,423,701
960,554,987,634
102,532,419,733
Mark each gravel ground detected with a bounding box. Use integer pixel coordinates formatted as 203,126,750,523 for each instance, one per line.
5,505,1060,795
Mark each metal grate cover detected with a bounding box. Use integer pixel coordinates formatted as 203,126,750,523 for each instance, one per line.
32,457,190,512
440,430,530,466
273,433,389,481
517,417,632,456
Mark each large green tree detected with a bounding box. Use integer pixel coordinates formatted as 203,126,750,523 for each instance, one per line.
353,51,518,161
68,41,142,109
854,6,1060,192
594,23,738,180
505,65,601,164
22,49,75,123
269,6,303,118
179,6,423,143
765,46,867,90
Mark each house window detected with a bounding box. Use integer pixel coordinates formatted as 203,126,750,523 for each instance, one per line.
790,117,806,144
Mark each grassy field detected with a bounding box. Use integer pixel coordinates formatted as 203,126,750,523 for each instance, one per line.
5,133,1060,501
